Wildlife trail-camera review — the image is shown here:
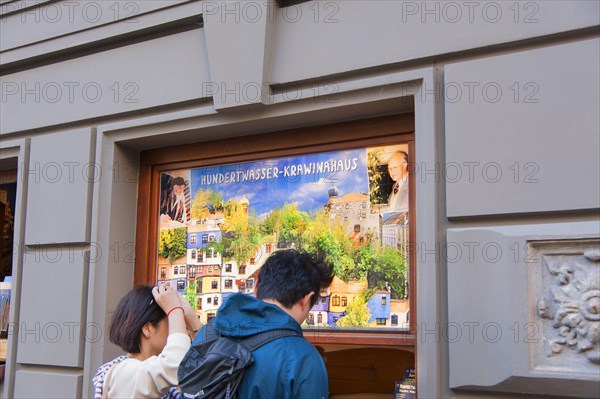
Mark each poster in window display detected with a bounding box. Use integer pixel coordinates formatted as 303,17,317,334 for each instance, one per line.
157,144,410,330
0,182,17,282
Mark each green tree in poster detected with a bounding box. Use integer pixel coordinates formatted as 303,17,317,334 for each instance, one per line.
336,290,371,327
184,279,198,310
244,215,263,262
191,188,224,221
190,189,211,221
208,190,224,213
367,149,386,204
353,244,378,281
303,210,356,279
260,207,280,236
220,201,263,263
368,246,406,299
267,204,310,248
158,227,188,265
313,230,354,278
259,209,280,251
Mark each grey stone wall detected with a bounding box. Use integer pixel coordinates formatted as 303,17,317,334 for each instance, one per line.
1,1,598,398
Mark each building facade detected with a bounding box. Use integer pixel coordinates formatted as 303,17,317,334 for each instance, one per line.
0,1,599,398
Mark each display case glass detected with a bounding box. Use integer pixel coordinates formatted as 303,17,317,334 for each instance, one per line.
135,115,416,345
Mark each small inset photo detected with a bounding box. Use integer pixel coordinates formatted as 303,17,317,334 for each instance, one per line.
367,145,409,214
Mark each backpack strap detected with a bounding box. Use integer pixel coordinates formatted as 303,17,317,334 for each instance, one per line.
203,320,302,352
241,329,302,352
101,366,113,399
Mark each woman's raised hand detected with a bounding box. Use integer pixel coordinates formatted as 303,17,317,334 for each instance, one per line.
152,283,182,314
152,282,187,335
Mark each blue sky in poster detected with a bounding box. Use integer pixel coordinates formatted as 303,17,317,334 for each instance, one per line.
190,149,369,218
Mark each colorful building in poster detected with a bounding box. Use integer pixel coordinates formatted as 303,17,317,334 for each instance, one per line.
326,277,368,325
367,291,392,327
382,211,409,254
390,299,410,329
221,261,238,298
325,191,380,245
308,288,331,327
197,265,222,322
186,226,222,265
158,255,188,293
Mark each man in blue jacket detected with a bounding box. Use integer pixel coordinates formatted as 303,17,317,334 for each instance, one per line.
192,249,334,399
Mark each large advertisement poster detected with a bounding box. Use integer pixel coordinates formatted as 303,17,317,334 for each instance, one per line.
157,144,410,330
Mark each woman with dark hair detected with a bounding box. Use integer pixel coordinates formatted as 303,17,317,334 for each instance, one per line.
93,283,202,398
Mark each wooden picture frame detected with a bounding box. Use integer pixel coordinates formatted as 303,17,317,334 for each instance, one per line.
136,114,416,346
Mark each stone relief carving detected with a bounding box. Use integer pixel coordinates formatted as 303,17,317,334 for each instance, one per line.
537,249,599,365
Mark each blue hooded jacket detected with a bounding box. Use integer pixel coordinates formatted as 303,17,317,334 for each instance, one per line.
192,292,328,399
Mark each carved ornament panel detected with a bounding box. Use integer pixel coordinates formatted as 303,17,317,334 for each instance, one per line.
530,239,600,374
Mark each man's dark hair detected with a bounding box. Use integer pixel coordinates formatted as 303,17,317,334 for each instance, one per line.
256,249,334,308
172,177,185,186
109,285,166,353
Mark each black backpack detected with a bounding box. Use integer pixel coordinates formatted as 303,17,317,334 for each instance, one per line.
177,324,301,399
